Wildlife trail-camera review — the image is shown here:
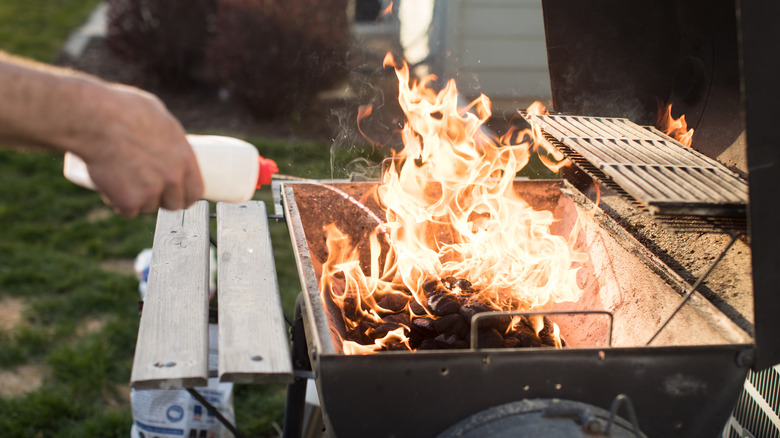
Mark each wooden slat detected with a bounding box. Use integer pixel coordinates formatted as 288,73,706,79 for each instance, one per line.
131,201,210,389
216,201,292,383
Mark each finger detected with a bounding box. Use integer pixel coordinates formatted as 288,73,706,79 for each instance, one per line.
159,179,186,212
181,161,204,207
99,191,142,219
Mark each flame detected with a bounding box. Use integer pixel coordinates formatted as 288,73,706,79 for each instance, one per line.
357,104,378,146
656,103,694,147
379,1,394,18
320,53,587,353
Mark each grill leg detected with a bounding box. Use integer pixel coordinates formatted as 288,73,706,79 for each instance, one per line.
283,294,313,438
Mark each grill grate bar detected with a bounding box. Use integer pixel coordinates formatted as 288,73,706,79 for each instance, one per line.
527,114,748,221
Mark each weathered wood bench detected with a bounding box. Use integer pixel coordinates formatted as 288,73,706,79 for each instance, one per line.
130,200,293,390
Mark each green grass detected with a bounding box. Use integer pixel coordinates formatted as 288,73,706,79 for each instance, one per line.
0,0,103,62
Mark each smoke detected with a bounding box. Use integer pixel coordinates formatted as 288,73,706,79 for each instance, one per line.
328,63,404,180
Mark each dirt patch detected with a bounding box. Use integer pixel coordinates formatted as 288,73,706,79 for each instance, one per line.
0,364,48,398
0,296,27,332
86,206,113,222
99,258,135,276
76,317,108,337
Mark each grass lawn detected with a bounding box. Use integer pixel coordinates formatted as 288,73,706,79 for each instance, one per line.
0,0,103,62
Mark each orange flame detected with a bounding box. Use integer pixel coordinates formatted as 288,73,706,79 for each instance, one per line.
357,104,378,146
379,1,394,19
656,103,694,147
320,54,587,353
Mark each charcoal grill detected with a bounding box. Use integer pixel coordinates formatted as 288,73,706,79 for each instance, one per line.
275,1,780,437
280,178,752,438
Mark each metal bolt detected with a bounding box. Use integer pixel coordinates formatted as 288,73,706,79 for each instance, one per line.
736,349,755,367
584,420,602,434
251,355,263,362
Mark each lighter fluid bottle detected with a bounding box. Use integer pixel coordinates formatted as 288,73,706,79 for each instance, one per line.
63,135,278,204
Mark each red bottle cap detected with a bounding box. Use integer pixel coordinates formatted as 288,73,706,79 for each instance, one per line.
256,156,279,188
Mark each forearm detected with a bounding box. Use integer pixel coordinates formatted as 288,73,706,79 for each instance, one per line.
0,51,110,157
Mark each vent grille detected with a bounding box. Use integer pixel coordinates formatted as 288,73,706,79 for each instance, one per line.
723,366,780,438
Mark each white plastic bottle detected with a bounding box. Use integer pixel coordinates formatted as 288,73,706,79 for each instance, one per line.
63,134,278,204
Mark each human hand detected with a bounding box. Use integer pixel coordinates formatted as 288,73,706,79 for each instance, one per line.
0,52,204,218
72,84,204,218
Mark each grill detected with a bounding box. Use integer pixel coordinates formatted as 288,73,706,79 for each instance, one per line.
280,179,752,438
525,113,749,232
526,114,748,218
277,0,780,437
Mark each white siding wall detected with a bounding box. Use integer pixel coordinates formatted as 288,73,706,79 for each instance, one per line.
432,0,551,113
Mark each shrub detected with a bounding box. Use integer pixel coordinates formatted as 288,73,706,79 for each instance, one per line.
105,0,216,87
207,0,350,117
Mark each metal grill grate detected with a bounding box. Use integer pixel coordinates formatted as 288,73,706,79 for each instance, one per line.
525,114,749,230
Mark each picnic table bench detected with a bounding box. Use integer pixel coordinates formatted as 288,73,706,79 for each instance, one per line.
130,200,293,390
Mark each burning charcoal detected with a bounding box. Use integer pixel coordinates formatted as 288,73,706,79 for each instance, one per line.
442,276,459,290
346,320,375,345
503,337,522,348
454,278,472,291
476,328,505,349
377,293,411,315
418,338,439,350
538,316,558,347
409,298,427,315
342,295,360,321
384,341,409,351
428,293,461,316
384,313,410,327
433,314,469,338
422,280,439,294
368,323,398,339
409,316,435,349
459,302,511,332
433,333,464,349
459,301,491,322
509,324,543,348
412,317,436,335
369,314,411,339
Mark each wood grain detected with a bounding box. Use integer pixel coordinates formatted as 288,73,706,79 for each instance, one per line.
216,201,292,383
130,202,210,389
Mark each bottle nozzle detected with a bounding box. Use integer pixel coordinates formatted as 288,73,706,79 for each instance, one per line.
257,156,279,188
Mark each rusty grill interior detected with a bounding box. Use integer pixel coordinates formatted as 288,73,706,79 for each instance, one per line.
284,180,751,350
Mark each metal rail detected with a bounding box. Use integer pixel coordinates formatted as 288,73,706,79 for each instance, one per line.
469,310,614,350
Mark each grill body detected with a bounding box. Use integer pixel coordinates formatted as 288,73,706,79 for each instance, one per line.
282,180,752,437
